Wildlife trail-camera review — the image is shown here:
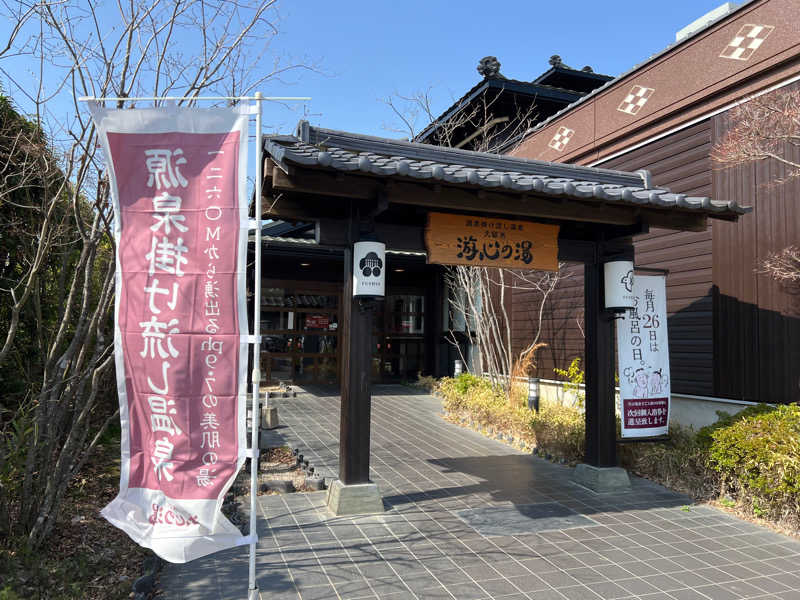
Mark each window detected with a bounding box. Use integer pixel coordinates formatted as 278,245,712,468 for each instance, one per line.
260,284,340,385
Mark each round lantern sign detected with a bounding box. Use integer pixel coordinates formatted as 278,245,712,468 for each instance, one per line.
603,260,635,312
353,240,385,298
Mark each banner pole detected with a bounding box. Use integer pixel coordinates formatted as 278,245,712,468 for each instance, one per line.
248,91,264,600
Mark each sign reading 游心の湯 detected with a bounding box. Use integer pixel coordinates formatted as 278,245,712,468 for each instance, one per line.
424,212,559,271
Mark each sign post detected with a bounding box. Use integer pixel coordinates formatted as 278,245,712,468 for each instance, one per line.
248,91,263,600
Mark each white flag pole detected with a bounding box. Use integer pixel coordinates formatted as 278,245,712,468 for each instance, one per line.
248,91,264,600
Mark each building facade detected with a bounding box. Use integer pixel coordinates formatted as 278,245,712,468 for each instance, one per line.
258,0,798,407
509,0,799,404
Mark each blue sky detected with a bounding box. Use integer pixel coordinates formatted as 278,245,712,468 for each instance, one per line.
271,0,731,137
0,1,730,138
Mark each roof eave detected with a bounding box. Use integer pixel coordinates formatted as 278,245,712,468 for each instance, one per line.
415,79,582,144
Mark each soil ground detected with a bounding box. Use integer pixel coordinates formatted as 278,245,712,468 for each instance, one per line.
0,441,150,600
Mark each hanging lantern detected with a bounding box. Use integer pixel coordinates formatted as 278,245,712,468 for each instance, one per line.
353,240,385,298
604,260,635,312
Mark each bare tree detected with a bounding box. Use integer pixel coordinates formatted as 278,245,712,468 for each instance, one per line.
383,84,568,394
0,0,311,549
508,266,571,353
444,264,569,397
761,246,800,304
381,86,438,140
382,84,538,153
445,266,513,386
711,87,800,179
712,87,800,300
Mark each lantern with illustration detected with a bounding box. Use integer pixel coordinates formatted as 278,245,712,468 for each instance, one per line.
603,260,635,312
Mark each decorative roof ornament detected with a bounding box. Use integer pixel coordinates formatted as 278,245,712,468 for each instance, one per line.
582,66,594,73
477,56,505,79
549,55,571,69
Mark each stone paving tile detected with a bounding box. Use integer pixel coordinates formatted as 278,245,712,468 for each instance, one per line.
160,385,800,600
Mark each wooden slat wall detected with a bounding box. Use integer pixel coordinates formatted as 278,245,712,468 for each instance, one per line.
513,120,716,394
712,102,800,403
602,120,715,395
512,263,584,378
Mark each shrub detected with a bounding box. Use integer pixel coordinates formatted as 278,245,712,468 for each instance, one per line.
413,372,438,392
529,400,585,462
437,374,494,413
553,357,585,407
437,373,584,462
695,403,777,449
619,423,719,500
708,403,800,521
435,374,535,446
452,372,484,396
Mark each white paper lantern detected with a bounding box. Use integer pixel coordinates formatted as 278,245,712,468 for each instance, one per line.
604,260,635,311
353,240,385,298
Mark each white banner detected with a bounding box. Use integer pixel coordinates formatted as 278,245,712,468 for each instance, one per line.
617,274,671,438
91,105,253,563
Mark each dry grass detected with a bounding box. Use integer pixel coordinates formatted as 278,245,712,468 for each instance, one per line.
0,442,150,600
508,343,546,407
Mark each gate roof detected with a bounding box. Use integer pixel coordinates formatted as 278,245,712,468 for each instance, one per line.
262,121,749,232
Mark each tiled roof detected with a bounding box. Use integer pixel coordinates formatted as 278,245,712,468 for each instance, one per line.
264,123,749,219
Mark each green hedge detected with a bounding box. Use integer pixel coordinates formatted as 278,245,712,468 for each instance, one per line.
436,373,583,461
436,374,800,528
529,401,584,462
618,423,719,500
708,403,800,519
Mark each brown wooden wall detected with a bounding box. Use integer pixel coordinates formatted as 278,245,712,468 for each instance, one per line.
602,120,715,396
711,108,800,403
511,263,584,379
513,120,717,394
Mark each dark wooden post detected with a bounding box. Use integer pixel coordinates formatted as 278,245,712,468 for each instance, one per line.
583,253,617,468
339,246,373,484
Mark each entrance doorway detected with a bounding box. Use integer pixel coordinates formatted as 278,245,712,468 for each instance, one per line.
372,291,425,382
260,280,341,384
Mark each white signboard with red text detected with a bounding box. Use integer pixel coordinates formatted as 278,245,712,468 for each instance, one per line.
91,105,251,563
616,274,671,438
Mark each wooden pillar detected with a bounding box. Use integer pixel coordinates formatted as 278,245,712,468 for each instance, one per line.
583,255,617,468
339,246,373,484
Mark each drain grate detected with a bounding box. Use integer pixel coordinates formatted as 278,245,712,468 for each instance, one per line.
455,502,597,536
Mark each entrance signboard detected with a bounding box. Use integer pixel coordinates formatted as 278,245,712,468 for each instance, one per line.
424,212,559,271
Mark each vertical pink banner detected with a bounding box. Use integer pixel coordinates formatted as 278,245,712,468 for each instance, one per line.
92,106,251,563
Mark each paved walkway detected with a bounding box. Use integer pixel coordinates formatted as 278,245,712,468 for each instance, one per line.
160,385,800,600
